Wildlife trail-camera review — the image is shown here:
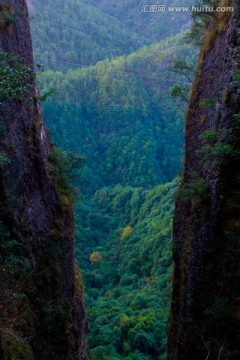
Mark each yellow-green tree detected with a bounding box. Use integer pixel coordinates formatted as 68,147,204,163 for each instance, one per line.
120,225,132,240
90,251,102,264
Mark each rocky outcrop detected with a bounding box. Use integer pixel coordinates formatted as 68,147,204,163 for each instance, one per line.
168,3,240,359
0,1,89,359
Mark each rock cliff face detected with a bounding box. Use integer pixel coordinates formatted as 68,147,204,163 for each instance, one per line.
0,1,89,359
168,3,240,359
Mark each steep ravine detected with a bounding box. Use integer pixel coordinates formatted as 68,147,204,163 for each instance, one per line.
0,1,89,359
168,3,240,359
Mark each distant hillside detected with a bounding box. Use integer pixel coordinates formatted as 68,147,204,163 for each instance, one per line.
29,0,193,72
29,0,146,71
80,0,193,41
39,33,196,194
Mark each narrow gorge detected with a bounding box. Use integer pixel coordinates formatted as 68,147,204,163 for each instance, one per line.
1,0,240,359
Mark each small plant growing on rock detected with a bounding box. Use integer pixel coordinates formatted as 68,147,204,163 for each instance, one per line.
177,178,210,203
197,129,240,165
0,152,10,164
0,4,15,28
48,149,85,203
233,70,240,88
0,52,35,104
199,98,215,110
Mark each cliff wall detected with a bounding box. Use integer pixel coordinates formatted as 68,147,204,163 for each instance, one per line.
0,1,89,359
168,3,240,359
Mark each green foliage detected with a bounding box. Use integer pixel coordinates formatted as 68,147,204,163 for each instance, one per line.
233,70,240,87
30,0,193,72
177,178,210,203
168,59,196,83
199,97,215,109
133,330,157,355
40,87,54,102
186,0,218,46
0,152,10,164
171,85,190,106
0,333,34,360
233,113,240,121
199,129,217,144
0,52,35,103
80,0,193,44
169,59,195,111
30,0,145,72
15,3,202,358
0,4,15,27
197,129,240,165
0,221,33,354
0,10,14,26
0,222,30,274
198,141,234,163
40,33,196,194
75,179,178,359
30,3,197,357
90,344,121,360
48,149,85,202
37,35,192,359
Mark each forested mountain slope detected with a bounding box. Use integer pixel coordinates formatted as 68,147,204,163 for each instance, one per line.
168,4,240,359
39,33,196,195
0,1,88,359
28,0,193,72
75,179,178,360
26,0,198,358
36,29,196,359
28,0,146,71
80,0,193,42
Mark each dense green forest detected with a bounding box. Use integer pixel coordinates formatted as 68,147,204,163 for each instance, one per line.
1,0,238,358
29,0,197,358
29,0,192,72
36,33,196,358
29,0,146,71
39,33,196,194
80,0,193,42
75,179,178,359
